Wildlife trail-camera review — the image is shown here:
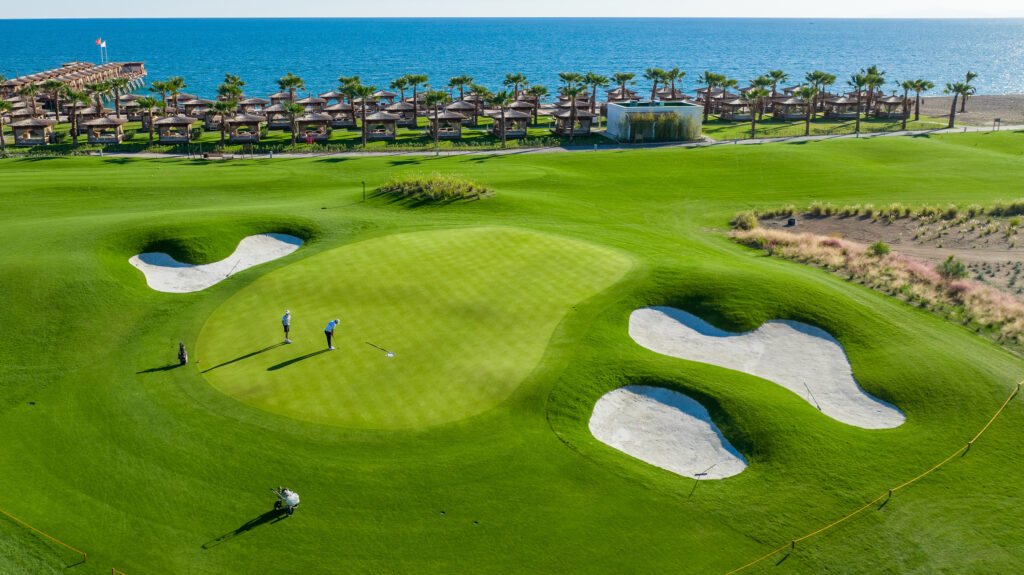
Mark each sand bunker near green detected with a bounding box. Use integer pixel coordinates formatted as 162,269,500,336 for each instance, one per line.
197,227,632,429
130,233,303,293
590,385,747,479
629,307,904,429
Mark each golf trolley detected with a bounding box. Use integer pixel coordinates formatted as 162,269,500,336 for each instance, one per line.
272,486,300,516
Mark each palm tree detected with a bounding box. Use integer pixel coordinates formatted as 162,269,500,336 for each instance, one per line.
819,73,837,116
750,75,773,120
584,72,609,115
643,68,665,101
612,72,635,99
897,80,915,130
960,71,978,112
767,70,788,98
861,65,885,118
912,79,934,121
348,84,376,147
404,74,428,110
944,82,972,128
108,77,131,119
223,74,245,90
277,72,304,104
217,81,243,103
469,83,490,126
390,77,409,103
283,101,306,149
19,84,40,116
698,71,724,122
135,96,158,147
422,89,450,152
795,85,818,136
847,73,869,134
448,75,472,101
527,85,548,127
41,80,66,120
66,90,91,147
665,67,684,99
84,81,110,115
212,100,236,147
486,90,514,149
148,80,170,113
562,84,586,143
742,88,770,139
167,76,187,112
503,73,527,98
804,70,826,119
0,100,10,153
337,75,360,103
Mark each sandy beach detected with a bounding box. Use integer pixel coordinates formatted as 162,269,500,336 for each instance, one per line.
920,94,1024,126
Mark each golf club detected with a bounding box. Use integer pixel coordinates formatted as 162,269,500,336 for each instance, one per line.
365,341,395,357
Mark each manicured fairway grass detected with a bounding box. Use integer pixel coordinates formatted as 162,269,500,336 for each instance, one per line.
198,227,632,428
1,130,1024,574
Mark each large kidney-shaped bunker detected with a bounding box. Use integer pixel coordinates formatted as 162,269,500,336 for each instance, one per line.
198,227,632,429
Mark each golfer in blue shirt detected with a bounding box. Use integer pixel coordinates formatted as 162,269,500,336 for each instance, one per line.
325,318,340,350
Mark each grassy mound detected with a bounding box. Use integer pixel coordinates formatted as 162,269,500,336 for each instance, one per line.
376,173,493,201
198,227,632,428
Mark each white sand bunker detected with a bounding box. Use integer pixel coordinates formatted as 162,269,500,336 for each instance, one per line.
629,307,904,429
590,385,747,479
129,233,303,293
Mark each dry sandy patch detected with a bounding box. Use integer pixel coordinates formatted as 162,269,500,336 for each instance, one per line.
589,385,747,479
130,233,303,293
629,307,904,429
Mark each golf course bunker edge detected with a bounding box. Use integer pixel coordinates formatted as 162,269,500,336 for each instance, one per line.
198,227,633,429
130,233,303,293
589,385,747,479
629,307,905,429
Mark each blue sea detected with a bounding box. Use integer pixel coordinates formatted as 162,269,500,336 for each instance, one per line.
2,18,1023,98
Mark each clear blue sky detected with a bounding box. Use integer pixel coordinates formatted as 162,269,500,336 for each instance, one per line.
4,0,1024,18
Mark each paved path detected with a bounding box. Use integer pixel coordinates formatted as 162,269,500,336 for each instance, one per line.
86,123,1024,160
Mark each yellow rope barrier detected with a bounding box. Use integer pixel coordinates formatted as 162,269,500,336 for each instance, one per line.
0,507,87,564
723,380,1022,575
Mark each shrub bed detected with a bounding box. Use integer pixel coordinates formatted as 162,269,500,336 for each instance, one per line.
376,173,494,201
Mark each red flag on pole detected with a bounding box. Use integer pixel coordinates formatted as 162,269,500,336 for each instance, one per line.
95,38,102,45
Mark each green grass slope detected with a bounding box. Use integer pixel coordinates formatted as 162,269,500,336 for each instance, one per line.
0,130,1022,574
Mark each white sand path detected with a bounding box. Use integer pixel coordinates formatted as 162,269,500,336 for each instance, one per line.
629,307,904,429
589,385,747,479
129,233,303,293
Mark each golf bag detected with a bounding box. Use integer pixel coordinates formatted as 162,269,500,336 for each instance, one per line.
178,342,188,366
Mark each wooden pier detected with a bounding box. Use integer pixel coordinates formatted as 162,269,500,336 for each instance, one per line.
1,61,147,98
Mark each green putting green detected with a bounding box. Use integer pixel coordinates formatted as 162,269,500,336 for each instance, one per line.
197,227,633,428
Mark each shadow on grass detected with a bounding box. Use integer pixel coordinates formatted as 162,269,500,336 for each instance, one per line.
203,343,286,373
202,508,288,549
136,363,183,374
267,349,330,371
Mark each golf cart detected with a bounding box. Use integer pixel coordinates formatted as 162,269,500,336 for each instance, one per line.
272,486,300,516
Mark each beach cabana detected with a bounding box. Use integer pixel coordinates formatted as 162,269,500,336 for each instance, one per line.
325,102,357,129
181,98,215,117
237,97,270,114
295,96,327,113
486,109,530,139
10,118,57,146
363,111,399,141
718,99,752,121
294,112,332,142
225,113,266,143
824,97,860,119
154,115,199,143
428,111,467,139
384,101,417,128
268,91,292,105
445,100,477,125
262,103,292,130
550,109,596,137
83,116,128,144
318,90,345,104
874,95,905,118
772,97,806,120
372,90,398,105
76,106,114,122
352,97,380,114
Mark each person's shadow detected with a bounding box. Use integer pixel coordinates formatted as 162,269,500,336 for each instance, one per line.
267,349,329,371
202,508,288,549
202,343,286,373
